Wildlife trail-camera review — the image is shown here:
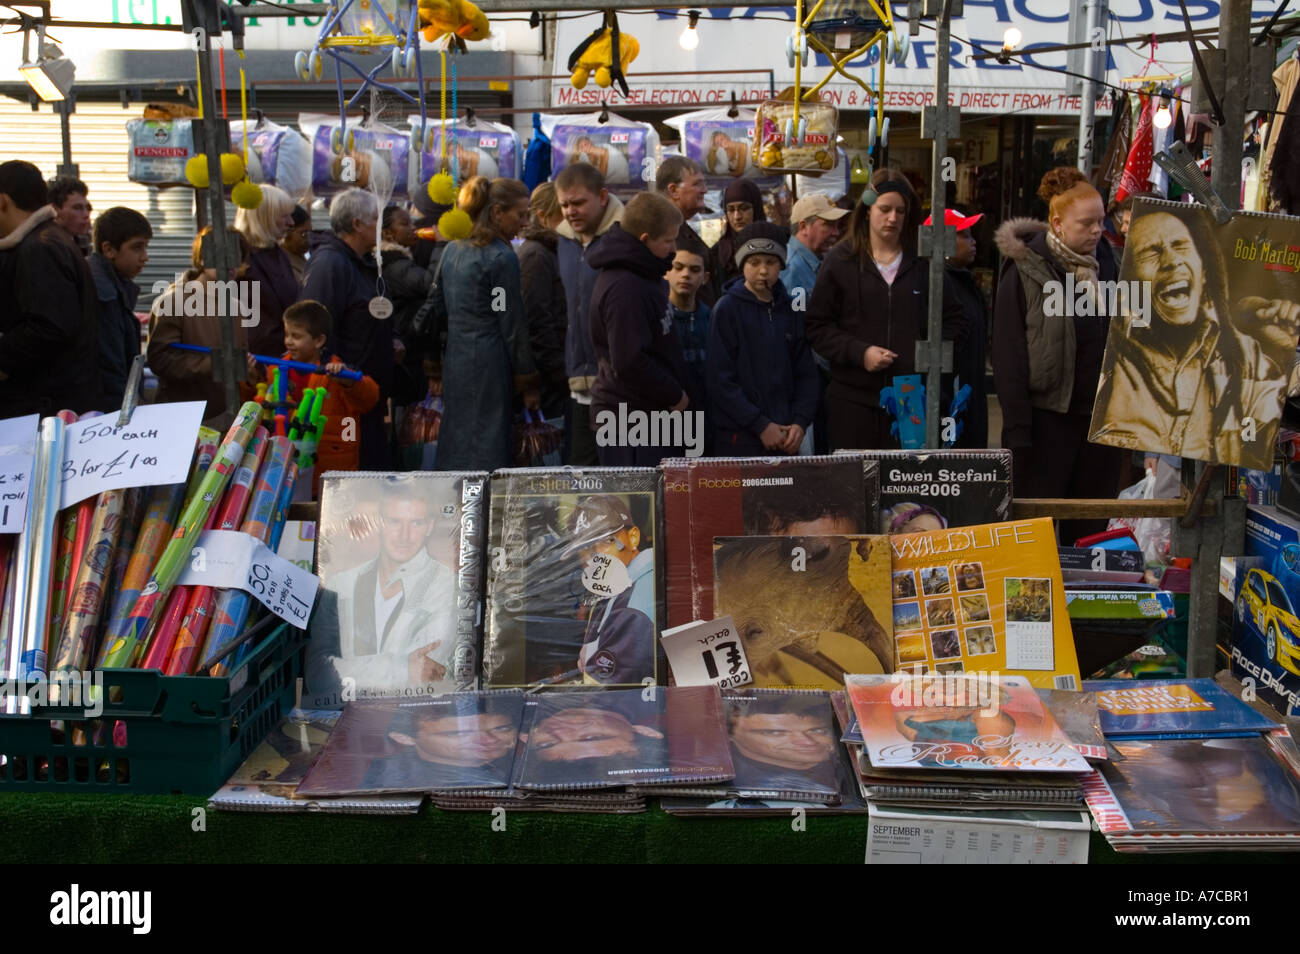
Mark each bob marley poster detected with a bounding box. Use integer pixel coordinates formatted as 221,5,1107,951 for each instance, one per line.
483,468,664,689
1090,199,1300,470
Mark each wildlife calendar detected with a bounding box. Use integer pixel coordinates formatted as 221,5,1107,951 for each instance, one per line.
888,518,1081,689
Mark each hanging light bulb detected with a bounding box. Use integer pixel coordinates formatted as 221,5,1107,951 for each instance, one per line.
1153,90,1173,129
680,10,700,51
997,26,1022,64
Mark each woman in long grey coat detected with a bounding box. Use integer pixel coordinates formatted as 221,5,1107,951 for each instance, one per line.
430,176,539,470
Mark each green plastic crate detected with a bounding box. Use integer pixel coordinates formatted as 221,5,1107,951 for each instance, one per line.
0,622,304,795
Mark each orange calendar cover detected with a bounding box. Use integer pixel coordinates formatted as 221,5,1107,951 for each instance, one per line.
845,673,1091,773
887,517,1081,690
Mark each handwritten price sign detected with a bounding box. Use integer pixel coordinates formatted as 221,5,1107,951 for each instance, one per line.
60,402,205,508
177,529,320,628
0,414,39,534
248,558,314,627
659,615,753,690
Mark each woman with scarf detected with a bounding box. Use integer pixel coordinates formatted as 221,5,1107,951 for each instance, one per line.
992,166,1123,540
715,179,786,286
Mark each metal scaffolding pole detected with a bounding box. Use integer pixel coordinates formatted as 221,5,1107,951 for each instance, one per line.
918,0,959,448
183,0,244,420
1076,0,1100,173
1179,0,1251,679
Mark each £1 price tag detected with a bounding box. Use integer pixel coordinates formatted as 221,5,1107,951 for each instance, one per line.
246,544,318,627
659,615,752,690
177,529,320,626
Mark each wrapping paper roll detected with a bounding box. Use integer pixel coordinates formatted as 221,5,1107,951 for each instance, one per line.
52,489,125,673
100,403,262,669
96,428,221,666
147,428,268,674
19,416,66,683
197,436,293,676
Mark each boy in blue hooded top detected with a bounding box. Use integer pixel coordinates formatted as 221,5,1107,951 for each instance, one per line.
708,222,820,456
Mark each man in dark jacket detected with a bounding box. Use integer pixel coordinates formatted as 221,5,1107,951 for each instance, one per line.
708,223,819,456
49,175,91,256
303,188,393,469
0,161,99,416
926,207,988,449
517,210,569,421
555,164,624,464
588,193,694,467
89,207,152,413
656,155,722,308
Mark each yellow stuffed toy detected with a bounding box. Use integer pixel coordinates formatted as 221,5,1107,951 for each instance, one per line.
419,0,490,51
567,13,638,97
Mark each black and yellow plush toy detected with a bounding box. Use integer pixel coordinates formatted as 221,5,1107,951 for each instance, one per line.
567,11,638,98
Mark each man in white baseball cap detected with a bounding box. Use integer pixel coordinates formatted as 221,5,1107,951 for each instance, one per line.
781,194,849,454
780,194,849,305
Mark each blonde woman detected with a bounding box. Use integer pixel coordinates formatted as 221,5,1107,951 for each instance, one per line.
234,182,298,357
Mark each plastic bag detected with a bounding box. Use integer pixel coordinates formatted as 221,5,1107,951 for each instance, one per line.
514,408,563,467
126,118,199,185
408,116,521,195
397,394,442,470
663,108,780,184
752,100,839,174
544,111,661,190
230,118,314,198
1107,469,1171,566
300,113,409,199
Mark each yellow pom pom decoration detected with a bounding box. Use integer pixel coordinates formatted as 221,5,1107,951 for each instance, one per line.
438,208,473,241
232,180,263,210
185,153,250,190
220,152,246,186
185,155,210,189
427,172,457,205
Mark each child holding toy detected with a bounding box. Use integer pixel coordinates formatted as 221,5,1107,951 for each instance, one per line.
270,299,380,497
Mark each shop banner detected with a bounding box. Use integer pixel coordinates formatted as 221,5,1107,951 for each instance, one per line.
554,2,1285,114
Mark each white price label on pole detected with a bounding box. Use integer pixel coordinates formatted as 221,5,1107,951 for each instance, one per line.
177,529,320,627
0,414,39,534
60,402,206,509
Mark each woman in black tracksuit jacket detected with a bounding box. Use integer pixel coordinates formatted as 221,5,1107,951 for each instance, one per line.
805,170,967,450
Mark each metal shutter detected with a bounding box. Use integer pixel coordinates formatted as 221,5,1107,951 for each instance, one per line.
0,98,196,296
